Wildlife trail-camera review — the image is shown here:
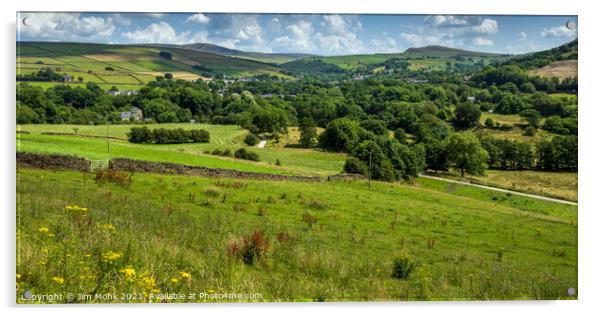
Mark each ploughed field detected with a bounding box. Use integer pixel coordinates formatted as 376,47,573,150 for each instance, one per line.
16,167,577,302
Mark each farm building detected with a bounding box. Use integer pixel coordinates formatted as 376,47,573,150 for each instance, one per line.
60,75,73,82
120,107,143,121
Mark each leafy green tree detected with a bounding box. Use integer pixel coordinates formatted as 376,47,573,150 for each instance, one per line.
454,103,481,128
393,128,406,144
520,109,541,128
318,118,361,152
253,107,289,135
299,117,318,147
445,132,489,177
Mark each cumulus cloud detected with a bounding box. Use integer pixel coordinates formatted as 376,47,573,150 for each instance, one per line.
518,32,527,40
540,25,577,38
185,13,210,24
121,21,190,44
19,13,116,41
472,37,494,47
271,19,314,51
313,15,364,53
208,15,270,52
369,35,398,53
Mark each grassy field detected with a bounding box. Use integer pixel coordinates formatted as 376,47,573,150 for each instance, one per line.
477,113,557,143
528,60,578,80
16,167,577,302
17,124,347,176
427,170,578,202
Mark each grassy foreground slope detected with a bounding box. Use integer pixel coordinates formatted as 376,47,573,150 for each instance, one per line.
17,168,576,302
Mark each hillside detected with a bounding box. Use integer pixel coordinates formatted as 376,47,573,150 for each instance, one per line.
529,60,577,79
148,43,314,64
403,45,505,58
16,41,287,89
502,39,577,70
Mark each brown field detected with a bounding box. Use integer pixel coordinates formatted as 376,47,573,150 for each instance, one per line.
529,60,577,79
137,71,205,80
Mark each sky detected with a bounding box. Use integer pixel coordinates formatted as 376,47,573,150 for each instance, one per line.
16,13,577,55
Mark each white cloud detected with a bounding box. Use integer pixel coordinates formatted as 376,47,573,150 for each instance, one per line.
313,15,364,53
426,15,469,27
110,13,131,26
210,15,269,52
540,25,577,38
121,22,190,44
369,35,398,53
400,33,424,45
19,13,116,41
472,37,494,47
185,13,210,24
271,19,314,51
518,32,527,40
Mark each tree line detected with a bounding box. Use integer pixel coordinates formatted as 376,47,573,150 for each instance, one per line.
127,126,210,144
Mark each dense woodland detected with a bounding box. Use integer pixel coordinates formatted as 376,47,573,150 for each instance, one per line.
17,40,578,179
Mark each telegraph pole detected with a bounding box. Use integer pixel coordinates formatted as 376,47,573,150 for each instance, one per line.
368,150,372,188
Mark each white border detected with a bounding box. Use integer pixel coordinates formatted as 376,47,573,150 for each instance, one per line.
2,1,600,316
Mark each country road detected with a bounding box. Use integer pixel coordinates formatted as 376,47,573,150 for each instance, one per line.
419,174,578,206
257,139,267,148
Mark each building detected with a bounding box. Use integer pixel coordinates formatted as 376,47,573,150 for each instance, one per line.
61,75,73,82
120,107,143,122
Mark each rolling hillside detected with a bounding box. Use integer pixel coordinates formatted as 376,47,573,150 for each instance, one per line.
17,41,288,90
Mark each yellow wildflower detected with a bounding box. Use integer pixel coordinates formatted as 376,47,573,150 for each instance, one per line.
84,254,92,258
142,276,156,290
16,274,21,280
170,278,179,284
179,271,191,280
98,223,116,232
64,205,88,215
120,267,136,282
38,227,49,234
52,276,64,285
101,250,122,263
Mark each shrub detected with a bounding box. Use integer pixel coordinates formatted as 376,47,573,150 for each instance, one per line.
234,148,260,161
221,149,232,157
524,126,537,136
244,133,260,146
484,117,495,128
227,229,270,265
343,157,368,176
391,253,415,279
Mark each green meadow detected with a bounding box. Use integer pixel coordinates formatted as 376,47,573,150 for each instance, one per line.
16,168,577,302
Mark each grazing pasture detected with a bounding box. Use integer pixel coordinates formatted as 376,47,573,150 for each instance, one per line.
16,168,577,302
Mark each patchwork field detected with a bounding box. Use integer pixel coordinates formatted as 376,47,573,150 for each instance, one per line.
17,42,288,91
477,113,557,144
16,167,577,302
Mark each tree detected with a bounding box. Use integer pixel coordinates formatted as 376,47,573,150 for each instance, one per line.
520,109,541,128
393,128,406,144
454,103,481,128
318,118,361,152
484,117,495,128
244,133,259,146
299,117,318,147
253,107,289,135
445,132,489,177
164,73,173,79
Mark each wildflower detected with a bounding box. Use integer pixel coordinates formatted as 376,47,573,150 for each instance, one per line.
142,276,156,290
38,227,49,234
64,205,88,215
16,274,21,280
101,250,122,263
52,276,64,285
84,254,92,258
170,278,179,284
179,271,191,280
98,223,116,233
120,267,136,282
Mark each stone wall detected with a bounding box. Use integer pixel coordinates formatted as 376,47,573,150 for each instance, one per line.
17,152,91,172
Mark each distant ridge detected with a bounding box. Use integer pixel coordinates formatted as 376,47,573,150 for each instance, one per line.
403,45,506,57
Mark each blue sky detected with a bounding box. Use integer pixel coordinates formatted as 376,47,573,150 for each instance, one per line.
17,13,577,55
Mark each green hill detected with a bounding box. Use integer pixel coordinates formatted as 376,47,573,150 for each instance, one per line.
502,39,577,70
17,41,288,90
403,45,505,58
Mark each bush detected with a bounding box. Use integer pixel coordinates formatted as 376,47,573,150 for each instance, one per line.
244,133,259,146
234,148,260,161
227,229,270,265
343,157,368,176
524,126,537,136
484,117,495,128
221,149,232,157
391,253,415,279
